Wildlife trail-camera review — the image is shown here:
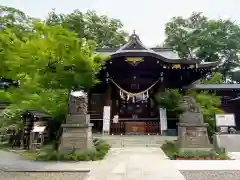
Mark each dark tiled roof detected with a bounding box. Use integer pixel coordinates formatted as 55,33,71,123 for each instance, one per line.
0,78,20,89
229,96,240,101
95,33,181,60
96,47,180,59
25,110,51,118
0,81,10,89
95,33,219,68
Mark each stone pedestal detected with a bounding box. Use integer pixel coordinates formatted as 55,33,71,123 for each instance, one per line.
59,114,94,154
177,123,212,152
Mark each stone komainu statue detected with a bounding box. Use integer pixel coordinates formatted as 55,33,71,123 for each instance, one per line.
180,96,204,125
181,96,201,113
68,90,88,115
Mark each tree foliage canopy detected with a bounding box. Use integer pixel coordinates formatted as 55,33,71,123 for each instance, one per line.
0,6,36,40
200,72,223,84
46,9,128,48
155,89,183,118
165,12,240,77
0,7,106,128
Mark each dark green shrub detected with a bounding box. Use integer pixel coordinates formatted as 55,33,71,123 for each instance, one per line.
155,89,183,119
161,140,229,160
36,145,58,161
35,138,110,161
161,140,178,159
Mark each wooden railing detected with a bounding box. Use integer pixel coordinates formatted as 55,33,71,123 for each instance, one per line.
91,118,160,134
110,120,160,135
91,118,179,135
111,121,125,134
144,121,160,134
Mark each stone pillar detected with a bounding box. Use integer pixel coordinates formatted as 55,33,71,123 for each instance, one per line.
59,90,94,154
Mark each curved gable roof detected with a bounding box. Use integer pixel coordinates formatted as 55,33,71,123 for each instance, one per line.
95,32,219,68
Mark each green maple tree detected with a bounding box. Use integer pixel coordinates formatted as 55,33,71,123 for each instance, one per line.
0,21,105,129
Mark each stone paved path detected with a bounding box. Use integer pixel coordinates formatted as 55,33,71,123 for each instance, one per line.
87,147,186,180
4,148,240,180
0,150,94,171
0,148,185,180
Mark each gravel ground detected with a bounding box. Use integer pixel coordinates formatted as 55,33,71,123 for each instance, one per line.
181,170,240,180
0,171,87,180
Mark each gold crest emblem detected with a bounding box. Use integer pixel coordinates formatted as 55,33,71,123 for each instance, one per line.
125,57,144,66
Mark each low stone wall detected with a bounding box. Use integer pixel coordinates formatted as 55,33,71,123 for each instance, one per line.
213,134,240,152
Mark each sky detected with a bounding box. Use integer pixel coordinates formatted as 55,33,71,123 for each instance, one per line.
1,0,240,47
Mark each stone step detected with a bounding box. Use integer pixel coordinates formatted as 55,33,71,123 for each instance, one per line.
103,139,165,144
107,140,162,143
94,135,177,140
107,142,165,147
105,138,166,142
111,144,161,148
95,135,177,147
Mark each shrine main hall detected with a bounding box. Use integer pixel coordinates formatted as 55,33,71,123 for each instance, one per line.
88,32,220,135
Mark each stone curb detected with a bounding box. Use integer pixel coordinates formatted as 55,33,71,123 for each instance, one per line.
174,160,240,170
2,168,90,172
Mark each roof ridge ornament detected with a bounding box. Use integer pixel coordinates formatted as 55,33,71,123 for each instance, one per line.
116,30,154,52
129,30,140,42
